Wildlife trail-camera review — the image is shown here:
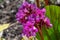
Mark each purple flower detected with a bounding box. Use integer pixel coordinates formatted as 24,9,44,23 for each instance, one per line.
23,24,38,37
16,1,52,37
44,17,52,27
41,8,46,13
24,21,34,26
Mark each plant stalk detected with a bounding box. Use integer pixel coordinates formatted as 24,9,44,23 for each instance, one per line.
35,0,44,40
35,0,40,8
44,0,49,5
37,25,44,40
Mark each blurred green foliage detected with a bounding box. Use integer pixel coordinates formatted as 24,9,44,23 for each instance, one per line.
36,5,60,40
0,0,3,3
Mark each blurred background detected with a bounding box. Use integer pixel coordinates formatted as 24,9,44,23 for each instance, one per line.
0,0,60,40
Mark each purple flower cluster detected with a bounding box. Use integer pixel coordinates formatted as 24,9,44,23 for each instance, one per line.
16,1,52,37
23,21,38,37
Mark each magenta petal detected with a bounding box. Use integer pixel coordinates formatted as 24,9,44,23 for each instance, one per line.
44,17,52,27
24,8,29,13
41,8,46,13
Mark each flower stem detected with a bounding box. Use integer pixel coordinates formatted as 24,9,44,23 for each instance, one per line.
35,0,44,40
37,25,44,40
44,0,49,5
35,0,40,8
